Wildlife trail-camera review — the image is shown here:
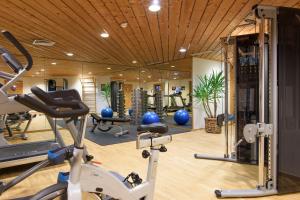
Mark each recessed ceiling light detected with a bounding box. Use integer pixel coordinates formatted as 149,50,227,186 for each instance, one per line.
88,72,92,75
137,77,140,80
100,31,109,38
149,0,161,12
148,75,151,78
120,22,128,28
41,69,45,72
35,72,40,75
141,70,145,73
66,52,74,57
51,62,57,65
179,47,187,53
132,60,137,64
107,67,111,70
119,74,123,76
171,65,175,68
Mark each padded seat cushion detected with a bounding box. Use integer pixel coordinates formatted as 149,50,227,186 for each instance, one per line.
137,123,168,134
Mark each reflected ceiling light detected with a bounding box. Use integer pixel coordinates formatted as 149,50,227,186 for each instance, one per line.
41,69,45,72
149,0,161,12
51,62,57,65
107,67,111,70
66,52,74,57
171,65,175,68
120,22,128,28
179,47,187,53
132,60,137,64
100,31,109,38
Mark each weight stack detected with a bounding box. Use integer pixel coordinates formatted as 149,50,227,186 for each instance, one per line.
117,90,125,119
131,89,143,125
141,90,148,115
155,91,164,119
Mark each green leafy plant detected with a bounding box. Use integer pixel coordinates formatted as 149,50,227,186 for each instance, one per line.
101,83,111,107
193,71,224,118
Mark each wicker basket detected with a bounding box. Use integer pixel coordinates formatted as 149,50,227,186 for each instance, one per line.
205,117,221,134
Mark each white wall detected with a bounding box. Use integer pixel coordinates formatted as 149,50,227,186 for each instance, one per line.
192,57,224,129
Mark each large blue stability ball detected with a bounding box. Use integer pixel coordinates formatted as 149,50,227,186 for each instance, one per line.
101,107,113,118
128,108,133,116
174,109,190,125
142,111,160,125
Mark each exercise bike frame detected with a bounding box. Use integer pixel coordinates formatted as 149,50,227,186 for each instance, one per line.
42,115,171,200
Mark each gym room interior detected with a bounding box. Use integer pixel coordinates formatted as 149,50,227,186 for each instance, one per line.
0,0,299,200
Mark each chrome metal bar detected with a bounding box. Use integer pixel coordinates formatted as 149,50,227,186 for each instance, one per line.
258,17,266,187
224,44,229,157
270,10,278,189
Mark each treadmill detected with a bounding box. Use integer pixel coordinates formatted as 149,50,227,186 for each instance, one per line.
0,30,64,168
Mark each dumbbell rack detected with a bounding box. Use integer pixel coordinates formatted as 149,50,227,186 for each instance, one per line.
117,90,125,119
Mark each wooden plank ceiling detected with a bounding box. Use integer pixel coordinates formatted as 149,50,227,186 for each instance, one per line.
0,0,299,81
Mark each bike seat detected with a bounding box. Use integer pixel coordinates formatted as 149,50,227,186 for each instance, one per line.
137,123,168,134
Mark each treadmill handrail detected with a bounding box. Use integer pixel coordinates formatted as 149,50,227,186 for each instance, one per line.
1,31,33,71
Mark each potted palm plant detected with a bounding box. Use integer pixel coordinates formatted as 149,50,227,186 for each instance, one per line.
101,83,111,107
194,71,224,133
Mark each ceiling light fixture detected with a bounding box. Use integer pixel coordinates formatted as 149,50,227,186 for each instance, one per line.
100,30,109,38
41,69,45,72
173,77,177,80
66,52,74,57
119,74,123,76
120,22,128,28
137,77,140,80
171,65,175,68
107,67,111,70
132,60,137,64
148,75,151,78
174,72,179,75
51,62,57,65
141,70,145,73
179,47,187,53
149,0,161,12
35,72,40,75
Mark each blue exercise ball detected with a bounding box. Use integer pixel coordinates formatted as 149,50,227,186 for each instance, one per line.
128,108,133,116
142,111,160,125
101,107,113,118
174,109,189,125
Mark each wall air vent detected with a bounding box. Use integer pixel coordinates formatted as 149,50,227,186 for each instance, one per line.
32,39,55,47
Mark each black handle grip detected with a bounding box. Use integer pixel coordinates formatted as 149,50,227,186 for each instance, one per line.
2,31,33,71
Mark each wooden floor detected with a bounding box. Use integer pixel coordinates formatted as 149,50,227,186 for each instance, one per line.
0,128,300,200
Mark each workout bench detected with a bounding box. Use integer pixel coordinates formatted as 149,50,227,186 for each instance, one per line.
90,113,130,137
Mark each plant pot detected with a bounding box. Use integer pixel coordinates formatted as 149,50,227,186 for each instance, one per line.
205,117,221,134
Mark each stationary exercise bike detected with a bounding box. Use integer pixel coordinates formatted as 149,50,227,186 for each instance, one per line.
12,86,172,200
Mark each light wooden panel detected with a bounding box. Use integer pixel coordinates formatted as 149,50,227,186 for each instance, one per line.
0,0,298,74
1,129,300,199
